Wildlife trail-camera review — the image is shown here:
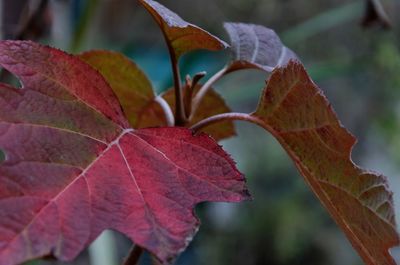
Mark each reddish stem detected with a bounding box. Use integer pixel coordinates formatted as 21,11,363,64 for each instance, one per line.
166,44,186,126
190,112,265,132
154,96,174,126
183,71,207,119
183,75,193,118
191,66,229,119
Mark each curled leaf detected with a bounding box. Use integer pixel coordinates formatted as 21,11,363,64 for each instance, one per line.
0,41,250,265
224,22,297,72
252,61,399,265
139,0,227,59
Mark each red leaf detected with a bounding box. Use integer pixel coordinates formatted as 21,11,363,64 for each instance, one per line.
0,41,250,264
252,61,399,265
139,0,227,59
224,23,297,72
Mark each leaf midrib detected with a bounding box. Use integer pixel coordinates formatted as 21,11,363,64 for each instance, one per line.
10,56,125,131
0,128,133,259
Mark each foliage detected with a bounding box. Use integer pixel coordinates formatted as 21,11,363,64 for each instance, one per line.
0,0,398,265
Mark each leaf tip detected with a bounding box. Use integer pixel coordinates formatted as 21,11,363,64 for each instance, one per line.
223,22,298,72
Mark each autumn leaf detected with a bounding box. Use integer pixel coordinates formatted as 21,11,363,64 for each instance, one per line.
0,41,250,265
138,0,227,59
79,50,174,128
251,61,399,265
79,50,156,128
224,23,297,72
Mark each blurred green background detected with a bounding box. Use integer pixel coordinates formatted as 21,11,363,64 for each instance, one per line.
2,0,399,264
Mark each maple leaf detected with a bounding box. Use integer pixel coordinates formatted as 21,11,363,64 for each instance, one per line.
138,0,227,59
224,23,297,72
0,41,250,265
252,61,399,265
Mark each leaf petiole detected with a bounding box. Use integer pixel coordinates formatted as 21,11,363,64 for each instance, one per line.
191,66,229,119
183,71,207,118
167,43,186,126
154,95,175,126
190,112,265,133
183,75,193,118
191,71,207,88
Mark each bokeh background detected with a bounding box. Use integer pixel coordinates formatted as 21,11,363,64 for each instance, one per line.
1,0,399,264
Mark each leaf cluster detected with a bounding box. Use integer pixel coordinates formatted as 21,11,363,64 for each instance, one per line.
0,1,398,265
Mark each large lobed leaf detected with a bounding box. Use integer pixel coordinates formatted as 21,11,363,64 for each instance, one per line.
138,0,227,59
252,61,399,265
0,41,250,265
